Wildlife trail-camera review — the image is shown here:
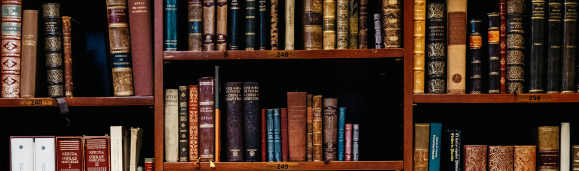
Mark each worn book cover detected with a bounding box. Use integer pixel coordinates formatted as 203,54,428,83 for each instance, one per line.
349,0,358,49
245,0,256,50
306,94,314,161
304,0,323,50
164,89,179,162
414,123,430,171
499,0,507,93
573,145,579,171
287,92,307,161
62,16,73,97
189,85,199,161
547,0,562,93
262,108,267,161
203,0,216,51
323,0,336,50
312,95,323,161
274,108,282,162
469,19,482,94
562,0,576,93
514,145,535,171
359,0,368,49
199,77,215,161
488,12,501,94
538,126,559,171
225,82,243,162
383,0,401,48
323,98,338,161
267,109,275,161
337,0,349,49
529,0,546,93
345,123,352,161
179,86,189,161
285,0,295,50
20,10,38,98
243,82,260,161
463,145,488,171
1,0,22,98
188,0,203,51
488,146,513,171
43,3,65,97
106,0,135,96
216,0,227,51
506,0,526,93
228,0,241,50
270,0,279,50
258,0,268,50
446,0,467,94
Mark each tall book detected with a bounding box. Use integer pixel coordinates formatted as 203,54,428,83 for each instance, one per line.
469,19,482,94
337,0,349,49
463,145,488,171
189,0,203,51
57,137,83,171
243,82,260,162
529,0,546,93
374,13,382,49
323,0,336,50
215,66,221,162
562,0,576,93
447,130,461,171
312,95,323,161
323,98,338,161
573,146,579,171
383,0,401,48
446,0,467,94
285,0,295,50
359,0,368,49
111,126,127,171
500,0,507,93
537,126,559,171
106,0,135,96
513,145,536,171
245,0,256,50
414,123,430,171
306,94,314,161
304,0,323,50
274,108,282,162
129,128,144,171
11,137,34,171
352,124,359,161
428,123,441,171
506,0,525,93
20,10,37,98
271,0,279,50
345,123,352,161
488,12,501,94
35,138,56,171
199,77,215,162
262,108,267,161
62,16,73,97
179,86,189,161
204,0,216,51
225,82,243,162
488,146,514,171
413,0,426,94
426,3,446,94
349,0,358,49
128,0,153,96
165,89,178,162
561,122,570,171
189,85,199,161
216,0,227,51
547,0,562,93
281,108,289,161
267,109,275,162
164,0,177,51
84,136,110,171
337,107,346,161
228,0,241,50
258,0,268,50
42,3,64,97
1,0,21,98
287,92,307,161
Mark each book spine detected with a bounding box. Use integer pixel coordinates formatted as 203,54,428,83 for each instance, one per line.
306,94,314,161
349,0,358,49
446,130,461,171
189,85,199,161
36,138,56,171
179,86,190,162
538,126,560,171
414,123,430,171
469,19,482,94
383,0,401,48
245,0,256,50
500,0,508,93
164,0,177,51
189,0,203,51
506,0,526,93
359,0,368,49
374,13,382,49
413,0,426,94
563,0,577,93
262,108,267,161
337,107,346,161
312,95,323,161
304,0,323,50
323,0,336,50
225,82,243,162
243,82,260,162
529,0,547,93
287,92,307,161
204,0,216,51
106,0,135,97
446,0,467,94
281,108,289,161
42,3,64,97
144,158,154,171
488,146,514,171
488,12,501,94
267,109,275,162
62,16,72,98
111,127,124,171
128,0,153,96
11,138,34,171
561,122,570,171
20,10,37,98
85,138,110,171
285,0,295,50
165,89,179,162
337,0,349,49
323,98,338,161
463,145,488,171
573,145,579,171
258,0,268,50
345,123,352,161
270,0,278,50
216,0,227,51
428,123,441,171
352,124,359,161
425,3,446,94
274,108,282,162
514,145,536,171
228,0,241,50
57,138,83,171
199,77,215,162
547,0,562,93
215,67,221,162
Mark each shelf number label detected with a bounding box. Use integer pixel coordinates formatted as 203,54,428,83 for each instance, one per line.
267,51,300,59
266,163,298,170
517,94,551,102
20,98,53,106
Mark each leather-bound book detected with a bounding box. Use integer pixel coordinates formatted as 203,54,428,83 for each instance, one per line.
488,12,501,94
306,94,314,161
243,82,260,162
537,126,559,171
179,86,189,162
106,0,135,97
562,0,576,93
262,108,267,162
1,0,21,98
383,0,401,48
273,108,282,162
573,145,579,171
199,77,215,162
562,122,570,171
312,95,323,161
225,82,243,162
413,0,425,94
189,0,203,51
57,137,83,171
271,0,279,50
128,0,153,96
506,0,526,94
285,0,295,50
374,13,382,49
62,16,73,97
547,0,562,93
323,0,336,50
513,146,536,171
447,130,462,171
337,107,346,161
446,0,467,94
42,3,64,97
164,0,177,51
463,145,488,171
469,19,482,94
414,123,430,171
267,109,275,162
529,0,546,93
323,98,338,161
189,85,199,161
228,0,241,50
349,0,358,49
337,0,349,49
304,0,323,50
281,108,289,161
84,136,110,171
359,0,368,49
488,146,514,171
21,10,38,98
165,89,179,162
258,0,268,50
204,0,216,51
426,3,446,94
345,123,352,161
352,124,359,161
500,0,507,93
216,0,227,51
287,92,307,161
245,0,256,50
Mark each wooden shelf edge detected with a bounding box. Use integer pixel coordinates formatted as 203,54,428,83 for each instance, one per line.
413,94,579,103
0,96,154,107
163,161,403,170
163,49,404,60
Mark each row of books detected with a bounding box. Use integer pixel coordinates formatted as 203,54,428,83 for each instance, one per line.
10,127,149,171
163,0,402,51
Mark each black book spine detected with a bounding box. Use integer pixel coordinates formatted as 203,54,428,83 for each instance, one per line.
426,3,446,94
488,12,501,94
43,3,64,97
243,82,260,161
179,86,189,162
245,0,256,50
228,0,242,50
562,0,577,93
506,0,526,93
530,0,546,93
547,0,562,93
258,0,268,50
225,82,243,162
469,19,483,94
446,130,461,171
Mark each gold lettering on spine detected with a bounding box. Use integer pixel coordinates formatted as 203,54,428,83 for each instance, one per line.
336,0,349,49
1,0,21,98
413,0,426,93
323,0,336,50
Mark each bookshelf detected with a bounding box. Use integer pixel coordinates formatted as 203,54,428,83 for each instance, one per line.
0,96,154,107
163,49,404,60
163,161,403,170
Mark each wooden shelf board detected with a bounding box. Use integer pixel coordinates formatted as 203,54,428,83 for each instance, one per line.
413,94,579,103
163,49,404,60
163,161,403,170
0,96,154,107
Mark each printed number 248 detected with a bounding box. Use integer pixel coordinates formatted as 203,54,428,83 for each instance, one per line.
277,52,289,58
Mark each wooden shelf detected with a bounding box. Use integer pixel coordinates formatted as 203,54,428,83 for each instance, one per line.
413,94,579,103
163,161,403,170
163,49,404,60
0,96,154,107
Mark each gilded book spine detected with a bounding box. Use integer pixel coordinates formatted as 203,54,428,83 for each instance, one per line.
164,0,177,51
530,0,546,93
506,0,526,94
562,0,577,93
414,123,430,171
323,98,338,161
312,95,323,161
62,16,73,97
21,10,37,98
514,146,536,171
547,0,562,93
323,0,336,50
426,3,446,94
413,0,426,94
500,0,507,93
304,0,323,50
216,0,227,51
383,0,401,48
204,0,216,51
179,86,189,162
488,12,501,94
469,19,482,94
538,126,559,171
271,0,279,50
259,0,268,50
359,0,368,49
374,13,382,49
199,77,215,162
189,0,203,51
285,0,295,50
573,145,579,171
446,0,467,94
189,85,199,161
337,0,349,49
229,0,241,50
349,0,358,49
106,0,135,97
43,3,64,97
245,0,256,50
306,94,313,161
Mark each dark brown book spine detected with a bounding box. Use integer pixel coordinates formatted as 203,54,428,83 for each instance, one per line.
306,94,314,161
43,3,64,97
128,0,154,96
199,77,215,162
573,145,579,171
225,82,243,162
488,146,514,171
179,86,189,162
312,95,323,161
514,145,536,171
358,0,368,49
287,92,307,161
1,0,22,98
57,137,83,171
189,85,199,161
106,0,135,96
62,16,73,97
84,136,110,171
383,0,401,48
261,108,266,162
21,10,38,98
538,126,559,171
463,145,488,171
281,108,289,162
304,0,323,50
323,98,338,161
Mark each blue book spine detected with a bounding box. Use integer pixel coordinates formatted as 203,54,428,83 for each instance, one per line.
258,0,268,50
273,108,281,162
228,0,241,50
428,123,442,171
244,0,256,50
164,0,177,51
267,109,274,162
337,107,346,161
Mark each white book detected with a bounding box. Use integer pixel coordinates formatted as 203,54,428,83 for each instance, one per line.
34,138,55,171
130,128,144,171
111,126,125,171
165,89,179,162
11,138,34,171
561,122,570,171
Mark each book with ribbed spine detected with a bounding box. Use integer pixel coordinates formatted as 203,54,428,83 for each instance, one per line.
529,0,546,93
164,0,177,51
62,16,73,97
352,124,359,161
414,123,430,171
446,0,467,94
20,10,37,98
243,82,260,162
374,13,382,49
488,12,501,94
359,0,368,49
469,19,482,94
189,85,199,161
413,0,425,94
323,0,336,50
216,0,227,51
271,0,279,50
488,146,514,171
537,126,559,171
286,0,295,50
506,0,526,93
165,89,179,162
428,123,441,171
306,94,314,161
573,145,579,171
349,0,358,49
383,0,401,48
446,130,461,171
128,0,153,96
337,107,346,161
304,0,323,50
225,82,243,162
179,86,189,162
204,0,216,51
337,0,349,49
547,0,562,93
562,0,576,93
514,145,535,171
463,145,488,171
312,95,323,161
426,3,446,94
281,108,289,161
262,109,267,161
323,98,338,161
189,0,203,51
106,0,135,97
43,3,64,97
345,123,352,161
228,0,241,50
259,0,268,50
199,77,215,162
287,92,307,161
245,0,256,50
274,108,281,162
500,0,507,93
267,109,274,162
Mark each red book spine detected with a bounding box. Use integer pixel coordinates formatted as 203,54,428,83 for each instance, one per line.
85,137,110,171
0,0,22,98
281,108,289,162
499,0,507,93
144,160,153,171
57,138,83,171
261,108,267,162
189,85,199,161
199,77,215,162
345,124,352,161
128,0,153,96
463,145,488,171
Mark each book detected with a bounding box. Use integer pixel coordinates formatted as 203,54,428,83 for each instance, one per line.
20,10,38,98
573,146,579,171
337,0,349,49
562,122,570,171
43,3,64,97
164,0,177,51
529,0,546,93
323,0,336,50
413,0,425,94
359,0,368,49
128,0,153,96
506,0,526,93
145,158,154,171
514,146,536,171
130,128,144,171
106,0,135,97
304,0,323,50
123,129,131,171
338,107,346,161
538,126,559,171
274,108,282,162
547,0,562,93
1,0,21,98
179,86,189,162
446,130,461,171
215,66,222,162
189,0,203,51
10,137,34,171
383,0,401,48
225,82,243,162
199,77,215,161
306,94,314,161
204,0,216,51
500,0,507,93
428,123,441,171
56,137,83,171
345,123,352,161
323,98,338,161
243,82,260,162
258,0,268,50
469,19,482,94
262,108,267,161
562,0,576,93
35,137,56,171
463,145,488,171
189,85,199,161
245,0,256,50
374,13,382,49
281,108,289,161
228,0,241,50
349,0,358,49
488,12,501,94
216,0,227,51
352,124,359,161
111,126,126,171
488,146,514,171
287,92,307,161
313,95,323,161
446,0,467,94
271,0,279,50
414,123,430,171
286,0,295,50
165,89,178,162
267,109,275,162
84,135,110,171
62,16,73,97
425,3,446,94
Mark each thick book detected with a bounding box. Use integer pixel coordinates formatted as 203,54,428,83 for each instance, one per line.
514,145,536,171
225,82,243,162
304,0,323,50
243,82,260,161
383,0,401,48
20,10,38,98
446,130,461,171
323,0,336,50
10,137,34,171
506,0,526,93
488,12,501,94
561,122,570,171
228,0,241,50
446,0,467,94
562,0,576,93
338,107,346,161
216,0,227,51
42,3,64,97
204,0,216,51
425,3,446,94
258,0,268,50
352,124,359,161
188,0,203,51
62,16,73,97
547,0,562,93
488,146,514,171
130,128,144,171
349,0,359,49
414,123,430,171
374,13,382,49
274,108,282,162
428,123,441,171
359,0,368,49
469,19,483,94
287,92,307,161
106,0,135,96
179,86,189,161
538,126,560,171
312,95,323,161
345,123,352,161
281,108,289,161
189,85,199,161
1,0,22,98
262,108,267,161
529,0,546,93
199,77,215,161
245,0,256,50
164,89,179,162
164,0,177,51
56,137,83,171
337,0,349,49
306,94,314,161
500,0,507,93
215,67,221,162
111,126,127,171
271,0,279,50
267,109,275,162
463,145,488,171
36,137,56,171
323,98,338,161
128,0,153,96
84,136,110,171
413,0,426,94
285,0,295,50
573,146,579,171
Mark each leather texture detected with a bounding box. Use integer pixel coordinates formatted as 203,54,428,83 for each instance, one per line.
261,109,266,161
349,0,358,49
287,92,307,161
228,0,240,50
562,0,577,93
413,0,425,94
128,0,154,96
62,16,73,97
273,108,281,162
337,107,345,161
506,0,526,94
573,145,579,171
203,0,216,51
323,98,338,161
304,0,323,50
267,109,275,162
306,94,314,161
312,95,323,161
199,77,215,162
383,0,401,48
243,82,260,162
488,146,514,171
281,108,289,161
529,0,546,93
270,0,279,50
216,0,227,51
500,0,507,93
285,0,295,50
179,86,190,161
463,145,488,171
538,126,559,171
469,19,482,94
446,0,467,94
352,124,359,161
259,0,268,50
189,85,199,161
547,0,562,93
345,124,352,161
165,89,179,162
245,0,256,50
374,14,382,49
43,3,65,97
323,0,336,50
337,0,349,49
189,0,203,51
20,10,37,98
164,0,177,51
414,123,430,171
514,145,536,171
358,0,368,49
488,12,501,94
106,0,135,97
426,3,446,94
225,82,243,162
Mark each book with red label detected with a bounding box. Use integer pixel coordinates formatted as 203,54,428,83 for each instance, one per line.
57,137,84,171
84,135,110,171
144,158,154,171
281,108,289,162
